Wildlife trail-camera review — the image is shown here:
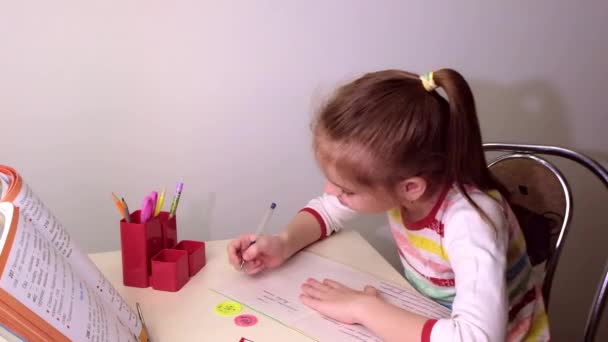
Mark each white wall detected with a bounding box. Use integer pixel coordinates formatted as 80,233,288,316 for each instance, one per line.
1,1,607,340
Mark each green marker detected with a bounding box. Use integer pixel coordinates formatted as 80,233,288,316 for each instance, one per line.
168,182,183,219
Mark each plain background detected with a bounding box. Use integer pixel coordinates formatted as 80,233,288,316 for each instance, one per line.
1,1,607,340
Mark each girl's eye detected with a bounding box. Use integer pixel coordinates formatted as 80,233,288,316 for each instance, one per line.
343,190,355,196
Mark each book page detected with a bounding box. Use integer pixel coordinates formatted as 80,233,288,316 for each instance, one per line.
0,203,138,341
0,171,142,337
214,251,450,342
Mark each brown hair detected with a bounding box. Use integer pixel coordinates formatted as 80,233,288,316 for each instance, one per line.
313,68,503,217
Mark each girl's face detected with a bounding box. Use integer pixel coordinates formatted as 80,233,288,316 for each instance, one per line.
314,134,401,213
321,164,398,213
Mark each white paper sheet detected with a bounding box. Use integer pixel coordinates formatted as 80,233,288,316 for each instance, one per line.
214,251,450,342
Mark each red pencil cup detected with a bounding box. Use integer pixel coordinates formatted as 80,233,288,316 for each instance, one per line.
174,240,206,277
119,211,163,288
158,212,178,248
150,249,189,292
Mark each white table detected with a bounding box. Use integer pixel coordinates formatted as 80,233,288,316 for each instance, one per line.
89,230,411,342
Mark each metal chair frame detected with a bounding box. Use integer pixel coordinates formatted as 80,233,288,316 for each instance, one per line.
488,153,572,307
484,143,608,342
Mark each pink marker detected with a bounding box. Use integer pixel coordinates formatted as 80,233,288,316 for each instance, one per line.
140,195,155,223
150,191,158,215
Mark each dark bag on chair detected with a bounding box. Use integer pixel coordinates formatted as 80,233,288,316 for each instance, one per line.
510,203,557,266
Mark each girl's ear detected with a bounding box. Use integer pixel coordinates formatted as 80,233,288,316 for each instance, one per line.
395,177,428,203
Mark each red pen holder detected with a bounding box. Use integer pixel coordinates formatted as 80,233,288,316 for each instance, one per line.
119,211,206,291
151,249,189,292
174,240,206,277
119,210,163,288
158,211,178,248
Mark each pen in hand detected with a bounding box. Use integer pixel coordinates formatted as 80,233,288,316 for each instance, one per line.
240,202,277,270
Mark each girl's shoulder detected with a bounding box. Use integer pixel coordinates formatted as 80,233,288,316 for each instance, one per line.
443,183,505,208
441,184,508,226
439,185,511,249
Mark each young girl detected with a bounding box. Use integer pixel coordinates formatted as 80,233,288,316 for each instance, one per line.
227,69,549,341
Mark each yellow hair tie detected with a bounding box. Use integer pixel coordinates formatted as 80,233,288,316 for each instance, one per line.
419,72,437,92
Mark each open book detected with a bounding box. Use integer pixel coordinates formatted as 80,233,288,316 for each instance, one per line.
0,166,148,341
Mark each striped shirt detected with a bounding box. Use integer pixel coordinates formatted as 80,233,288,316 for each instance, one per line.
303,185,550,341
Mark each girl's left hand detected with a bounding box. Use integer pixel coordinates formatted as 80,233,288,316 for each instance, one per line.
299,278,380,325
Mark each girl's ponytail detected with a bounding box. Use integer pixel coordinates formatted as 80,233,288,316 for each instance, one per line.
431,69,502,222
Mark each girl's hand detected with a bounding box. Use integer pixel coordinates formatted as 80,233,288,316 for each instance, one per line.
300,278,380,324
227,234,288,275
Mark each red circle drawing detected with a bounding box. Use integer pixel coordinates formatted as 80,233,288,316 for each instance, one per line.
234,314,258,327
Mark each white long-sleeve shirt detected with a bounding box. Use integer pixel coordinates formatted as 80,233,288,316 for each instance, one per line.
302,185,550,341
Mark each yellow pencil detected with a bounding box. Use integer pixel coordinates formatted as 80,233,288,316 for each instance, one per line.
154,188,166,217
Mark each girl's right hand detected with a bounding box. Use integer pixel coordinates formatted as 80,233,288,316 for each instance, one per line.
227,234,288,275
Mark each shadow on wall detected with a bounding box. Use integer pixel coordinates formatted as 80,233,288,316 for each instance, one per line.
474,79,608,341
472,79,571,146
180,191,216,242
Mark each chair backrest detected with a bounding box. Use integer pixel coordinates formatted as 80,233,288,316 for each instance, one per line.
483,143,608,342
488,153,571,305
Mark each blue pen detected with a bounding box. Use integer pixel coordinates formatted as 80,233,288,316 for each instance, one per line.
240,202,277,270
